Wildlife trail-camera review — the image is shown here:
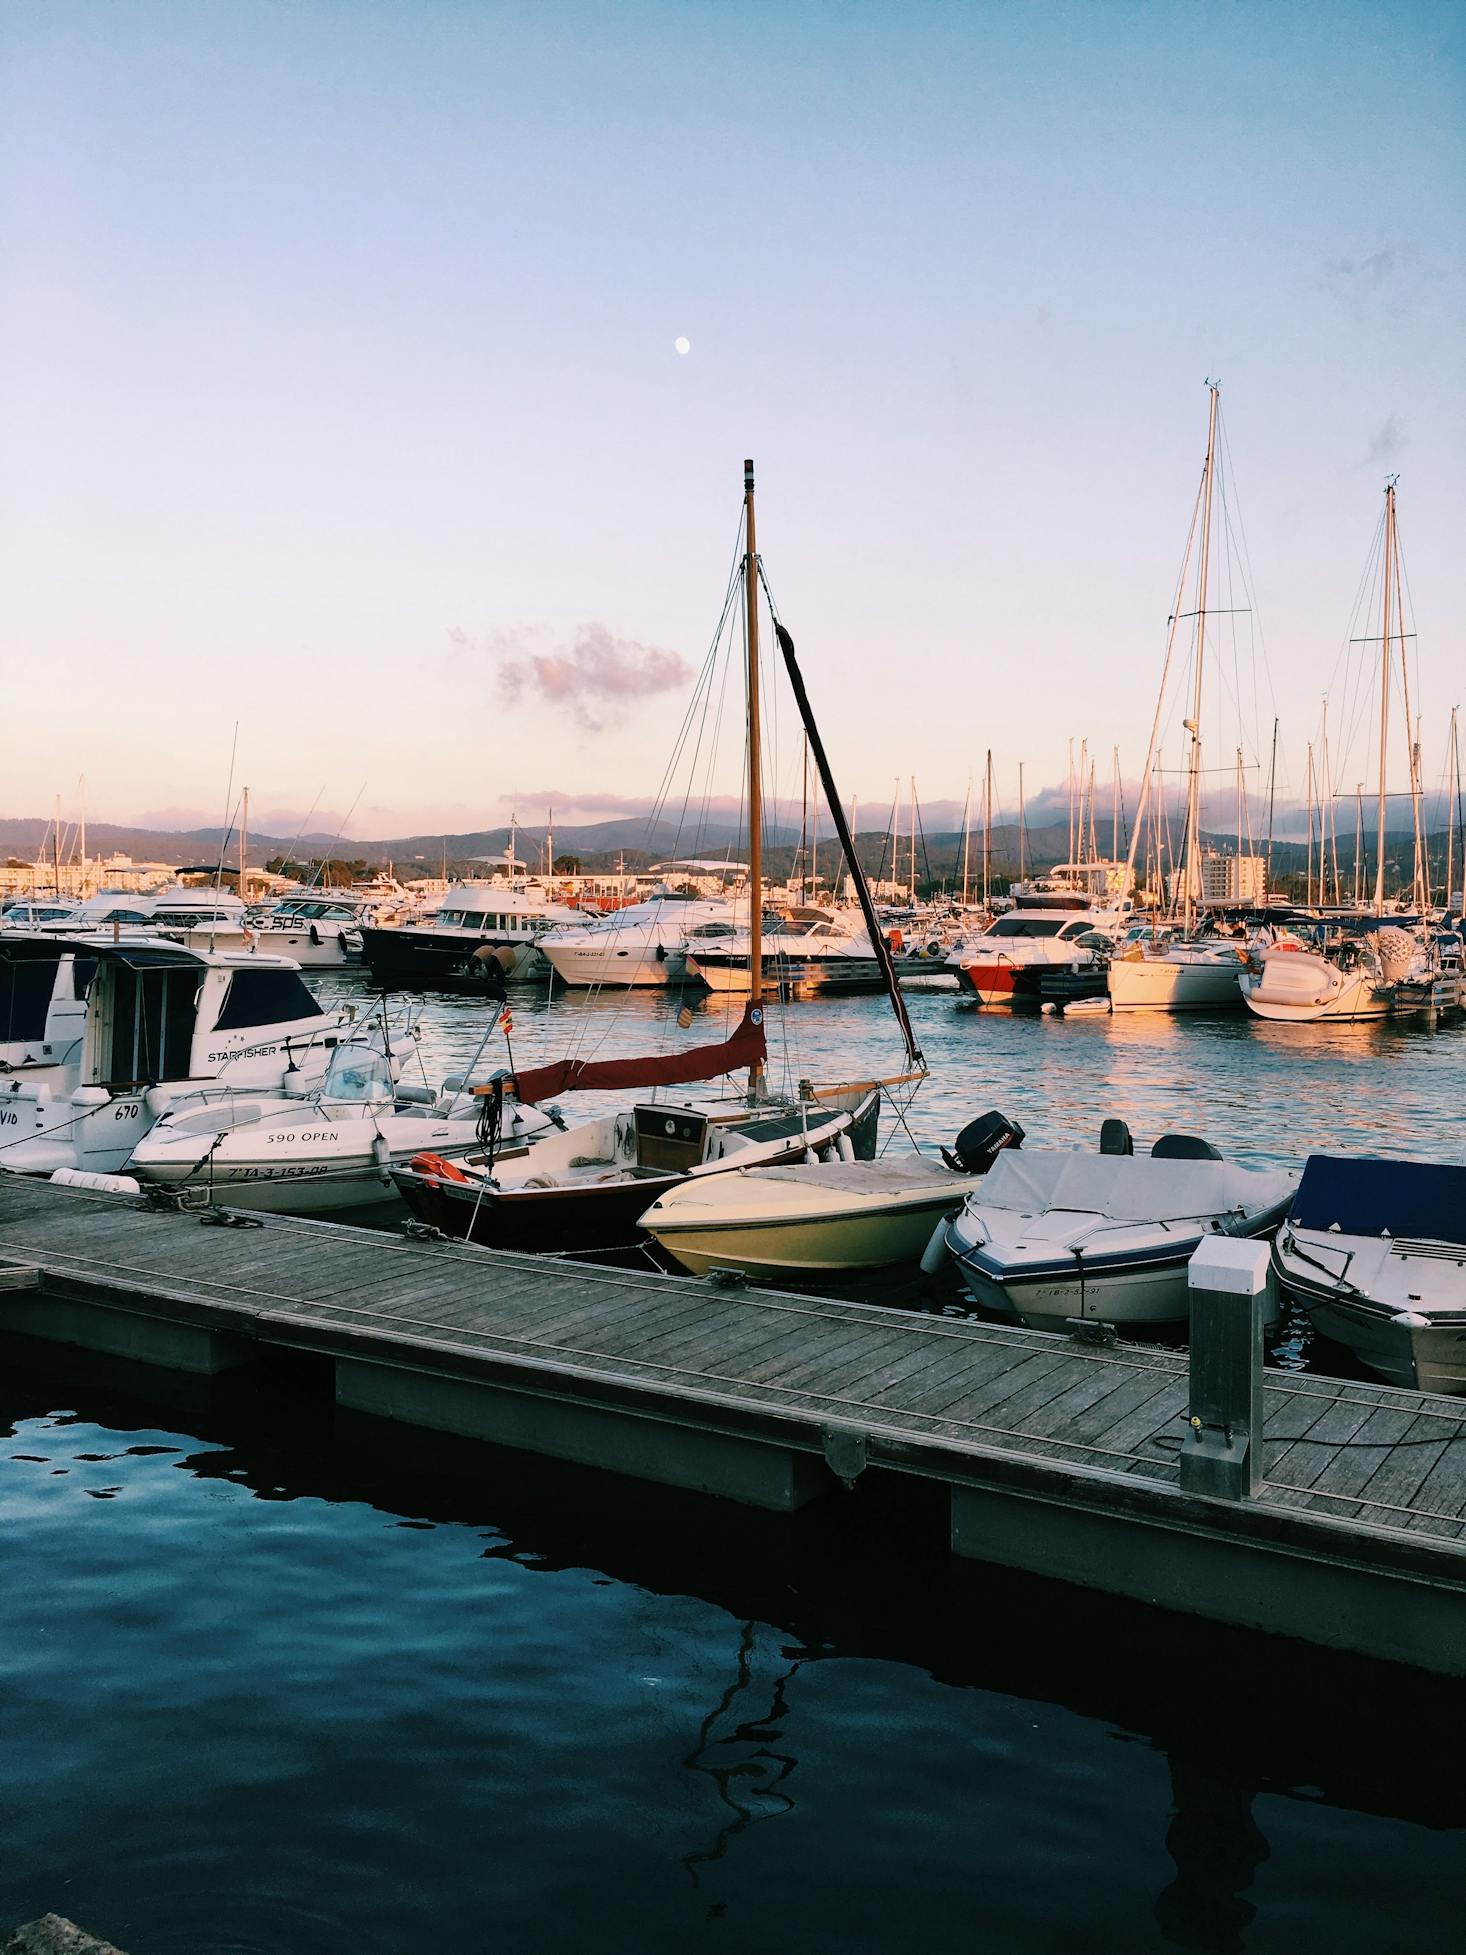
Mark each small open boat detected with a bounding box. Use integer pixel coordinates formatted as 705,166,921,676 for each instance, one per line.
640,1111,1022,1278
937,1124,1297,1331
1272,1154,1466,1394
125,1031,555,1215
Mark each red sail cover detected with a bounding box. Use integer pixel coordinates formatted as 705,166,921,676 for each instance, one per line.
510,1004,766,1104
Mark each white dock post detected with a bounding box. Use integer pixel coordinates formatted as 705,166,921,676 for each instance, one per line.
1181,1237,1273,1501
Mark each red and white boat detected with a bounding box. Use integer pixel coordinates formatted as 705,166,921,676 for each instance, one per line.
945,906,1112,1004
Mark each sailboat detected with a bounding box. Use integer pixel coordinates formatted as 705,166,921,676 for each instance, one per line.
1108,384,1251,1014
391,460,914,1255
1243,478,1434,1023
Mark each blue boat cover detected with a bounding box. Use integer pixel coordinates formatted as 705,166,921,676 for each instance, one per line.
1292,1154,1466,1248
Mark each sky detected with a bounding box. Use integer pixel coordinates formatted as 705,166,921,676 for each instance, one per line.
2,0,1462,843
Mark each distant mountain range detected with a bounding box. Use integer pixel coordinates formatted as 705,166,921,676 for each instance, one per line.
4,811,1459,891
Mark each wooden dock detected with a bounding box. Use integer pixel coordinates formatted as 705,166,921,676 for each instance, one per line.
1,1171,1463,1675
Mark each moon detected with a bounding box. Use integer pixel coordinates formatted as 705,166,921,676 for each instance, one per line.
674,336,691,356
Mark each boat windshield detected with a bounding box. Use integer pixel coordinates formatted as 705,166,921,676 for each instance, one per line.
321,1046,393,1103
991,916,1066,939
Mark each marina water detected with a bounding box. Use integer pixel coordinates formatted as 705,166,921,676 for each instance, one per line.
3,977,1463,1950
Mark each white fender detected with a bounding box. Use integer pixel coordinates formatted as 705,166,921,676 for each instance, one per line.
919,1214,952,1276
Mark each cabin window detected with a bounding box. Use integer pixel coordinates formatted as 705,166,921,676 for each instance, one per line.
0,957,58,1041
214,969,325,1031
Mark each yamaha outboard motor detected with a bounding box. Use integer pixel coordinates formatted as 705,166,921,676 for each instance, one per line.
942,1110,1024,1174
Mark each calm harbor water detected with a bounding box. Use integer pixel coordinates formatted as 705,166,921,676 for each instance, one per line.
3,975,1463,1951
312,969,1466,1176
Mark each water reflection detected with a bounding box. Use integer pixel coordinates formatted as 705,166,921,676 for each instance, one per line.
3,1344,1462,1955
678,1619,802,1890
1155,1756,1270,1954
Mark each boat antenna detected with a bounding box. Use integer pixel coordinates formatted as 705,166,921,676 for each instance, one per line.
743,459,764,1097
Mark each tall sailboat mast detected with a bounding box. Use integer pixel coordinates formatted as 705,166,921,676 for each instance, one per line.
743,459,764,1093
1373,481,1395,912
982,751,993,906
959,774,972,906
1448,705,1461,911
1182,381,1220,932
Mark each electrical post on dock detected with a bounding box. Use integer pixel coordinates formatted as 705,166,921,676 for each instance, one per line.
1181,1237,1271,1502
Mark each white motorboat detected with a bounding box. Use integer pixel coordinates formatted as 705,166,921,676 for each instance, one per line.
358,881,581,990
938,1129,1298,1331
0,934,357,1177
1272,1154,1466,1395
688,907,895,998
538,896,738,988
249,893,370,967
1241,926,1420,1023
1108,937,1250,1012
640,1110,1024,1278
125,1035,555,1214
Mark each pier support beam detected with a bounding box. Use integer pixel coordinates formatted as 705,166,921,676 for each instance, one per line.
1180,1237,1270,1502
334,1357,827,1513
0,1282,255,1376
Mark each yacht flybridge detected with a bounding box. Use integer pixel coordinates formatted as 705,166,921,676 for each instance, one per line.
0,933,355,1178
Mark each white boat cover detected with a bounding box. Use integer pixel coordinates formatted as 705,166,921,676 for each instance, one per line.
971,1150,1290,1224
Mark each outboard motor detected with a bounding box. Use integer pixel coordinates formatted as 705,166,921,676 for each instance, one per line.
1151,1133,1223,1161
942,1109,1024,1175
1099,1118,1134,1156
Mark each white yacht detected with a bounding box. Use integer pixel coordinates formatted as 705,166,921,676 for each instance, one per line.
0,934,357,1178
537,896,737,988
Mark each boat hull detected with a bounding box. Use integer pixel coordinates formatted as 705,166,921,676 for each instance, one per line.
359,926,540,991
1108,956,1247,1012
948,1235,1208,1330
644,1179,980,1278
689,953,889,999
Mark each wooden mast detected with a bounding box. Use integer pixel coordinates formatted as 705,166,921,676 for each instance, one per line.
743,459,763,1095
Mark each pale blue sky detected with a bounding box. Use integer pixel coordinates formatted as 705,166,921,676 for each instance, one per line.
3,1,1462,839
